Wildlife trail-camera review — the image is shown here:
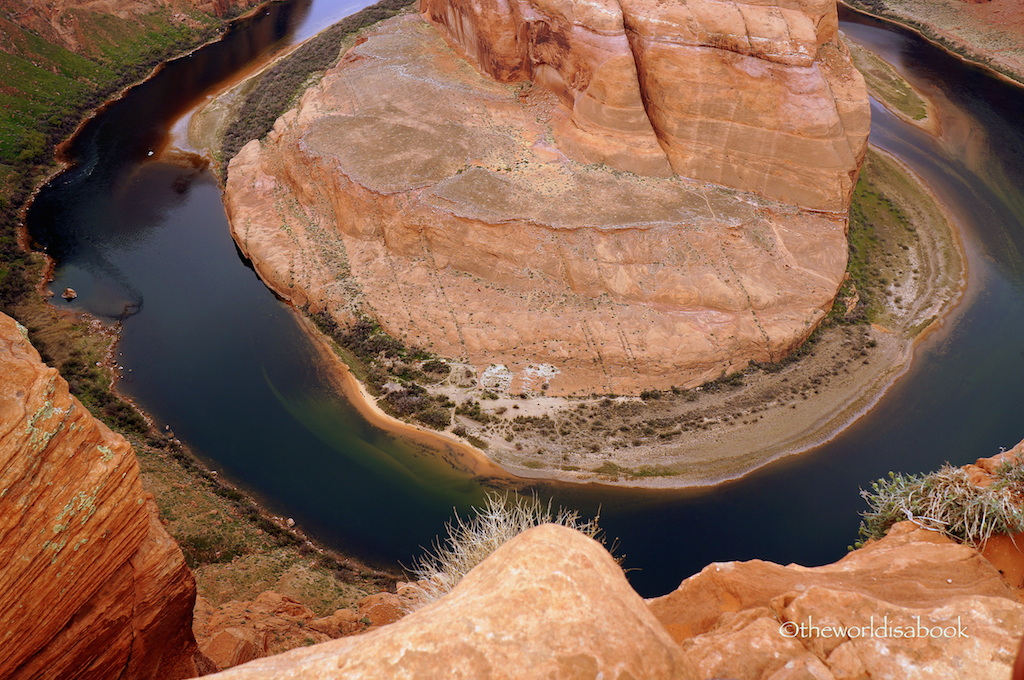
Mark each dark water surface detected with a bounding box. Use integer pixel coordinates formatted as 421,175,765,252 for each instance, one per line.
25,3,1024,597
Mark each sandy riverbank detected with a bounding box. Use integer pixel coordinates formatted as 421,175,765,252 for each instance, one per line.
842,0,1024,86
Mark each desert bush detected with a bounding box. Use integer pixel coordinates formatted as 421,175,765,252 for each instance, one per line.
858,460,1024,548
407,493,610,608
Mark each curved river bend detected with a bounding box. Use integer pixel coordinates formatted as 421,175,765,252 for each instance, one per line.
25,3,1024,597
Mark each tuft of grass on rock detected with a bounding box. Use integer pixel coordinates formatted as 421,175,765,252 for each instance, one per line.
857,459,1024,548
407,492,610,608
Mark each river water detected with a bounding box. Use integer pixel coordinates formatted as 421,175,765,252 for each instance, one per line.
24,2,1024,597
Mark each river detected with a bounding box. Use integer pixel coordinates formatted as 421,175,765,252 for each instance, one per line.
24,2,1024,598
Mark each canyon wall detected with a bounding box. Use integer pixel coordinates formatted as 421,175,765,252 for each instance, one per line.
0,313,199,679
420,0,869,211
206,520,1024,679
225,0,867,396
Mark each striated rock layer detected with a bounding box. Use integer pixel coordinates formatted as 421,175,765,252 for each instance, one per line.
225,8,863,395
206,521,1024,680
0,313,199,679
421,0,870,211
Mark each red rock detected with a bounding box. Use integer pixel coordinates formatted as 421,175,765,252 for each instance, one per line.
650,521,1024,679
225,13,853,396
204,524,691,679
0,313,199,679
421,0,869,210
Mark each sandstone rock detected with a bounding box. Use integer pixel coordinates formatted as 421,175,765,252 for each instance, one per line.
421,0,869,210
649,521,1024,679
0,312,199,679
202,627,262,670
204,524,691,679
225,13,853,395
356,591,403,627
192,590,386,671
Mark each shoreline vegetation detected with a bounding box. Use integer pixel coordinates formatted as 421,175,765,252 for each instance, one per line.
840,0,1024,87
193,14,967,489
1,1,398,614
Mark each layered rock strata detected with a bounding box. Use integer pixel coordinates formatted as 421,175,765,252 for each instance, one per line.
226,6,865,395
207,521,1024,679
0,313,199,679
420,0,869,211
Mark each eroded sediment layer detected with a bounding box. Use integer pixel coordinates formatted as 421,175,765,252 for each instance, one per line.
0,313,199,679
226,11,863,396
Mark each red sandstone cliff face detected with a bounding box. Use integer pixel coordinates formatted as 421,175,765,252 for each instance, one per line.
225,10,858,395
421,0,869,211
0,313,199,679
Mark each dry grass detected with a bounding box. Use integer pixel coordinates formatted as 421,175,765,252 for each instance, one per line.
858,460,1024,548
406,493,608,608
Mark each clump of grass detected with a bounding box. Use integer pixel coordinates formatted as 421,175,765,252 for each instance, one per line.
858,459,1024,548
407,493,610,608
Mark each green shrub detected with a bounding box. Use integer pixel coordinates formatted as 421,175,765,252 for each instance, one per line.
858,459,1024,548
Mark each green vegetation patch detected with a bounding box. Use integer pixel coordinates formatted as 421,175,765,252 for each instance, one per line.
845,152,917,323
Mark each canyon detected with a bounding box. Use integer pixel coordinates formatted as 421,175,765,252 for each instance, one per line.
207,519,1024,679
5,0,1024,676
4,291,1024,678
844,0,1024,83
224,0,869,397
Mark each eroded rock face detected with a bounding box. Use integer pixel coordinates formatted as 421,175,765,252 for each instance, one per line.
205,524,690,679
225,12,855,395
0,313,199,679
203,520,1024,679
420,0,869,210
651,521,1024,679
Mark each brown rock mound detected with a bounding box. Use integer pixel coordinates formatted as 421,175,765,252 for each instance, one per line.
204,524,691,679
225,11,857,395
0,313,199,679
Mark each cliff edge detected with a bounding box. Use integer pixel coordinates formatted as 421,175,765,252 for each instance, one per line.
224,0,868,396
207,521,1024,679
0,312,200,679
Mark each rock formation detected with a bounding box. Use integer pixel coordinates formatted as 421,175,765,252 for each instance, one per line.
204,521,1024,680
204,524,692,679
193,589,406,672
651,521,1024,679
421,0,869,210
225,0,868,395
0,312,200,679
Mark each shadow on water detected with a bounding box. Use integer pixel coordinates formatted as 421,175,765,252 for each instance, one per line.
23,1,1024,596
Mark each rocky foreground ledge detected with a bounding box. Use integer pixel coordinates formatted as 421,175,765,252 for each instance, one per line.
208,522,1024,679
0,313,200,679
225,0,869,396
